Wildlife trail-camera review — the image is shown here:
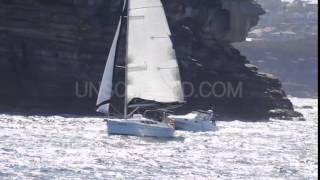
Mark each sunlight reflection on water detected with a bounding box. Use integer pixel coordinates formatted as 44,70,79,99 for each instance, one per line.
0,98,318,179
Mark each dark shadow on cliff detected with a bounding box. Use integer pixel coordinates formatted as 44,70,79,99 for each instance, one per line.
0,0,303,120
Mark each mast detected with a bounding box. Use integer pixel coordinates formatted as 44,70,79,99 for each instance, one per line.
124,0,129,119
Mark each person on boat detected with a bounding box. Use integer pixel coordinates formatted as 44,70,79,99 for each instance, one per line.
207,110,214,121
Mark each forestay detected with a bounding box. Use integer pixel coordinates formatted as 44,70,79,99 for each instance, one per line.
127,0,184,104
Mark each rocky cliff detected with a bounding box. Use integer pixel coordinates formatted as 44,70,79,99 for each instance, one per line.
234,36,318,98
0,0,301,119
234,0,318,98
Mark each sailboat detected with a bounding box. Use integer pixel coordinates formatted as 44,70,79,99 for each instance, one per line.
96,0,184,138
169,110,218,132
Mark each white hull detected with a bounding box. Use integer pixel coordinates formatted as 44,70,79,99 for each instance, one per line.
107,116,174,138
174,119,217,132
169,111,218,132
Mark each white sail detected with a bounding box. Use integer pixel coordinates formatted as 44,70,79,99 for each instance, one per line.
96,19,122,113
127,0,184,104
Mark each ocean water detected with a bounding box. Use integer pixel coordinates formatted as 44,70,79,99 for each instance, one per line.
0,98,318,179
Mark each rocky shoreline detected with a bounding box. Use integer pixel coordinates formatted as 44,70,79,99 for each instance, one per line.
234,0,317,99
0,0,303,120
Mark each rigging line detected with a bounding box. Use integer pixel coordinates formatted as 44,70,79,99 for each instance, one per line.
122,0,127,12
129,5,163,11
150,36,170,39
96,100,111,108
110,104,122,116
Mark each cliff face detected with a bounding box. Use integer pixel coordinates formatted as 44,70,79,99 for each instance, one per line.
0,0,300,119
0,0,121,113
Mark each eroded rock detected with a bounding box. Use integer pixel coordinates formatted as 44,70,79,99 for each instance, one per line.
0,0,302,119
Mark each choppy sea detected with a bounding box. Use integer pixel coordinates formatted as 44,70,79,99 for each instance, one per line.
0,98,318,179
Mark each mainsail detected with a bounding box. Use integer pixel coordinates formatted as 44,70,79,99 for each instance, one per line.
127,0,184,104
96,19,122,113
